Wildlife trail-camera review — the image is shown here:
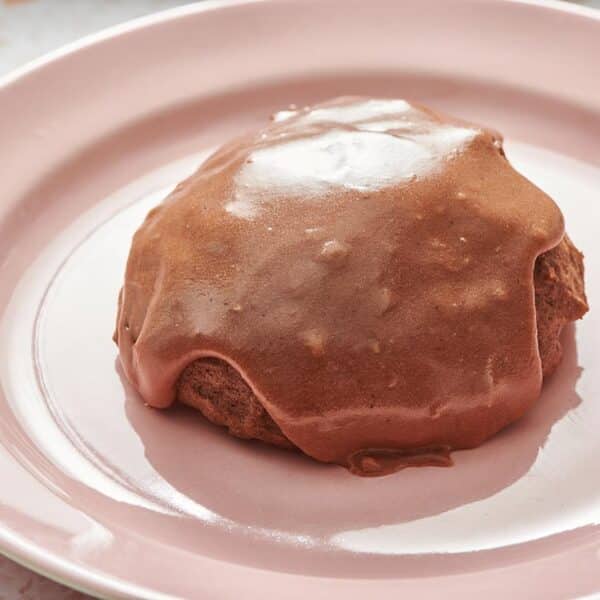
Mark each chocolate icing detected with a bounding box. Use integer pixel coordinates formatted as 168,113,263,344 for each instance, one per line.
115,97,564,474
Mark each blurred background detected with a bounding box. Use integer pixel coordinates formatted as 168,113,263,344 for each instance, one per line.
0,0,191,76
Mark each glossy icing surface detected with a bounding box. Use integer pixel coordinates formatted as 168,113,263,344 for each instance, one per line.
115,97,564,473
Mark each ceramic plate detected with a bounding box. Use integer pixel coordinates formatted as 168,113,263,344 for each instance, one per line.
1,0,600,597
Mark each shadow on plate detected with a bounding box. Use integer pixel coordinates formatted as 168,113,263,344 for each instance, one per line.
121,324,583,536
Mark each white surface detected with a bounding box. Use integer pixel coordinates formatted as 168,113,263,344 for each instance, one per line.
0,0,191,76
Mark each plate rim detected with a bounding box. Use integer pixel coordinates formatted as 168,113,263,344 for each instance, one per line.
1,0,600,92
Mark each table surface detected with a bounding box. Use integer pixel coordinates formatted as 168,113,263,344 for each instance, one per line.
0,0,598,598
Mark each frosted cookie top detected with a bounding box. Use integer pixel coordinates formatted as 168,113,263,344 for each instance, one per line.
115,97,564,475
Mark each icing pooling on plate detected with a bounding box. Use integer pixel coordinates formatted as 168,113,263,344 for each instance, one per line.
115,97,564,475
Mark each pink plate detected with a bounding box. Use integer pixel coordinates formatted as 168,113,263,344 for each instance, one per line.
1,0,600,597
